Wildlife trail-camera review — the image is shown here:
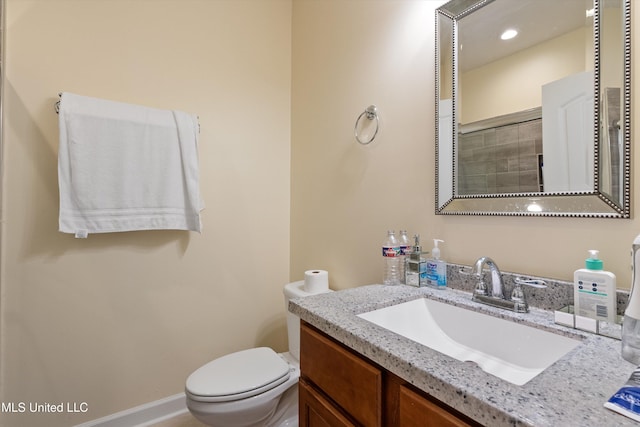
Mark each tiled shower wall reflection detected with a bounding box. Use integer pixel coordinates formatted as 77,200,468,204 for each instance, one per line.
458,119,543,195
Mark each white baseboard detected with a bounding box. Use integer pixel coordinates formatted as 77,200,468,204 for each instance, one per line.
74,393,188,427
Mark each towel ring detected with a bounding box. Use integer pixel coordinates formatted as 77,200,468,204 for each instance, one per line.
354,105,379,145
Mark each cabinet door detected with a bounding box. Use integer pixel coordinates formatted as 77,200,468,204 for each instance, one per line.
301,323,382,426
299,378,356,427
399,384,474,427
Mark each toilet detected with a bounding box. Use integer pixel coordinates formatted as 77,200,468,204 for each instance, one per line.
185,281,329,427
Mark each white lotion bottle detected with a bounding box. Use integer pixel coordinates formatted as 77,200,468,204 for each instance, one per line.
622,234,640,364
574,250,616,323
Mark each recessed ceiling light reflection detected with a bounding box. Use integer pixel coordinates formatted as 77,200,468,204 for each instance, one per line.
527,200,542,212
500,29,518,40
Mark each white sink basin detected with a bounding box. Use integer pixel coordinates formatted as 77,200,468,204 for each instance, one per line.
357,298,582,385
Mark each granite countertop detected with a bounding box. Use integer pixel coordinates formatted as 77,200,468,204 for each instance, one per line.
289,284,638,427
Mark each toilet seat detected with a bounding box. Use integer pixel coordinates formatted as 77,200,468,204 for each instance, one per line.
186,347,291,403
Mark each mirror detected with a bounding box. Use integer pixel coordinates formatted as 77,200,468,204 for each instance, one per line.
436,0,631,217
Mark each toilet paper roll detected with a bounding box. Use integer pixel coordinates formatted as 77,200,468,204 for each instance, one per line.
304,270,329,294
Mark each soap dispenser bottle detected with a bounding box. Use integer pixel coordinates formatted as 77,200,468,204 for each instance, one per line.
426,239,447,288
622,234,640,364
573,249,616,323
405,234,427,287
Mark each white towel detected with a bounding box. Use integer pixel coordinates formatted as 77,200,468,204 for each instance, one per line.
58,92,203,237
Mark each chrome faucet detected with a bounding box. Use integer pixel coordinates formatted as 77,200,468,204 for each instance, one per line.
472,256,504,299
471,257,546,313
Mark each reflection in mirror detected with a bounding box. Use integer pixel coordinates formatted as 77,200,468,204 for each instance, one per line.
437,12,454,206
435,0,631,217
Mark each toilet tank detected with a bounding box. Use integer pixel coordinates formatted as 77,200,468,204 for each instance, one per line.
283,281,332,361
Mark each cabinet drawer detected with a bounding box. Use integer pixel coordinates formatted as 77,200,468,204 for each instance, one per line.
399,384,475,427
299,378,357,427
300,323,382,427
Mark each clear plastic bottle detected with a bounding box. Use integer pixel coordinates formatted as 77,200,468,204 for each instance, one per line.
398,230,410,285
622,318,640,364
382,230,401,285
622,234,640,364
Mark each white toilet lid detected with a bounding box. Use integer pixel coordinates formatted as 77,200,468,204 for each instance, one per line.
186,347,291,403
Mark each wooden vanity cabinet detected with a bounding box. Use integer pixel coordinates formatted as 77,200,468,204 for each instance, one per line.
300,321,481,427
299,321,382,426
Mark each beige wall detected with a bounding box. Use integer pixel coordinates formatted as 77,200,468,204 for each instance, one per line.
291,0,639,291
1,1,291,426
291,0,440,288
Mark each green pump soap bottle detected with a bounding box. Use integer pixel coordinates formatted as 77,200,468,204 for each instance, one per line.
573,249,616,323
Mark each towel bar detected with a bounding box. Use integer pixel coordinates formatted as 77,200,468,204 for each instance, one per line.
54,92,62,114
54,92,200,133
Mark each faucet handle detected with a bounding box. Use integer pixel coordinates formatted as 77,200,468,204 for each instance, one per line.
460,266,490,296
459,266,474,275
511,277,547,312
514,277,547,288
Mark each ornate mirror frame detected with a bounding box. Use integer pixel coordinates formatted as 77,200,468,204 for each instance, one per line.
435,0,631,218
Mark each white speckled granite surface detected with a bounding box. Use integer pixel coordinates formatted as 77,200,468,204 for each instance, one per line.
289,284,637,427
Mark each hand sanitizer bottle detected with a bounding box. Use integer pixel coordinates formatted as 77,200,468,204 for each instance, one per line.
426,239,447,288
